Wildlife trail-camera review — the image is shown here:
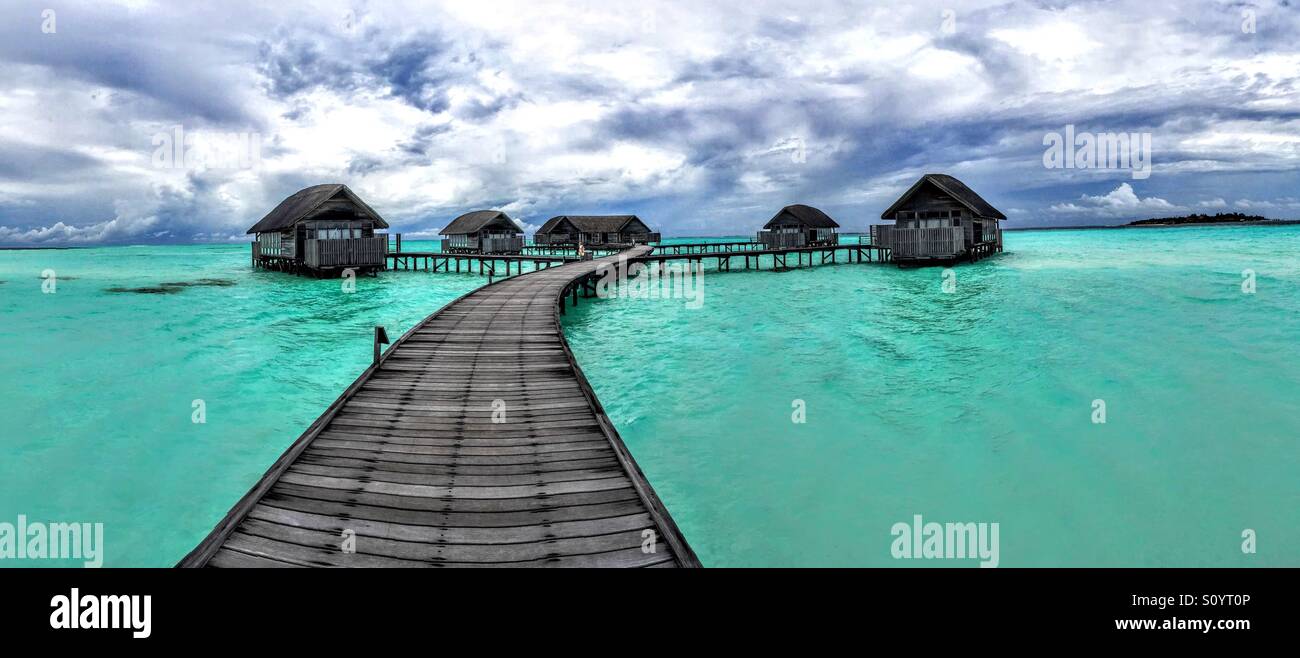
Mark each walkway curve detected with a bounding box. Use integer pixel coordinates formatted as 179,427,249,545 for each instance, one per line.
180,246,700,568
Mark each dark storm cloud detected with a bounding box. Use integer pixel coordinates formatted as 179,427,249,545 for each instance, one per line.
0,141,103,181
0,3,259,125
258,36,365,99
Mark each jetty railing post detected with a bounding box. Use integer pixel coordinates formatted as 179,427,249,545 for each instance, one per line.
374,326,390,368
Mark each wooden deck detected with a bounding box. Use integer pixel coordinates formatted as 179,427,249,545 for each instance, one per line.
634,243,890,270
181,246,699,568
866,225,1003,265
387,252,576,277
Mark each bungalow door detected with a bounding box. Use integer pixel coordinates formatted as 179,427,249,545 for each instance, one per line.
973,221,984,244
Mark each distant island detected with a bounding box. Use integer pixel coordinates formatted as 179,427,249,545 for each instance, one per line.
1005,213,1299,232
1126,212,1288,227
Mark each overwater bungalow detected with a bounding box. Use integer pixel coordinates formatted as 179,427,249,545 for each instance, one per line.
439,210,525,254
756,204,840,248
532,215,660,247
872,173,1005,264
248,184,389,275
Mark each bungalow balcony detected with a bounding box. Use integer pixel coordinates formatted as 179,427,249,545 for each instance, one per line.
302,236,388,269
868,224,1002,261
756,228,837,249
441,234,525,254
533,232,660,246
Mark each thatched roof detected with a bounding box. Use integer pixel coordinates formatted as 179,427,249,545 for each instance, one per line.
246,184,388,234
762,204,840,230
881,174,1006,220
536,215,648,234
440,210,523,236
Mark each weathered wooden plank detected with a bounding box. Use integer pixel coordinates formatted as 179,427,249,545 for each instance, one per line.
319,425,608,441
346,398,591,413
309,441,616,464
288,460,626,487
250,503,656,545
276,471,633,499
240,517,655,563
301,447,619,473
335,411,600,426
268,481,641,513
330,414,602,432
208,547,306,568
316,429,610,447
262,490,649,527
363,378,580,391
310,437,609,456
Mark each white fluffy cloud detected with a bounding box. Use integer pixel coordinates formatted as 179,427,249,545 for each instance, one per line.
1233,197,1300,210
1049,183,1182,217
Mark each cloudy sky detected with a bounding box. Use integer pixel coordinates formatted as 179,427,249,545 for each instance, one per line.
1,0,1298,245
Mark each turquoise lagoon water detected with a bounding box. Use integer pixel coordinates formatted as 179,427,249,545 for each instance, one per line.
0,240,480,566
1,228,1297,566
563,226,1300,567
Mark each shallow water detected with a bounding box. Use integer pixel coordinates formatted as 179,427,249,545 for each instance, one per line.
0,241,481,566
1,228,1296,566
563,226,1300,566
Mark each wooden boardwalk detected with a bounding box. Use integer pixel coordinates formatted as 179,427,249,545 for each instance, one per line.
632,243,890,271
181,246,699,568
387,252,575,277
